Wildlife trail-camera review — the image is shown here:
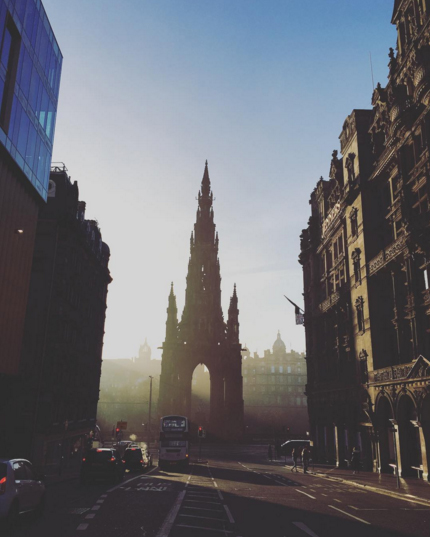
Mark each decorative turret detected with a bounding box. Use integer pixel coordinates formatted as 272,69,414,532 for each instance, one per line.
165,282,178,343
227,284,239,344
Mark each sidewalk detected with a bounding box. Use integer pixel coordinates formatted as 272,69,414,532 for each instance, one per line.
275,458,430,504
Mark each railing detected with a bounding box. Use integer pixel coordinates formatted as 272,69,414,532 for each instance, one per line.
370,362,413,383
319,290,341,313
368,234,407,276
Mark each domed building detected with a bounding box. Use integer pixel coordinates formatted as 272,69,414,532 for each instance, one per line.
241,332,308,439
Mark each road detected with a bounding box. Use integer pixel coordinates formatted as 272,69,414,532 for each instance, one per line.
7,445,429,537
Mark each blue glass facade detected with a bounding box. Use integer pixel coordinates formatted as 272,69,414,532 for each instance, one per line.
0,0,61,201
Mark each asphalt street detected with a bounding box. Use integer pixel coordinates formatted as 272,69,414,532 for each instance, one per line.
5,445,430,537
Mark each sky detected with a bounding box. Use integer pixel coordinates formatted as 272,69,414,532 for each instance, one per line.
42,0,397,360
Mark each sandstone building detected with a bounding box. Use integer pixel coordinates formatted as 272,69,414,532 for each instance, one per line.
242,332,308,437
300,0,430,480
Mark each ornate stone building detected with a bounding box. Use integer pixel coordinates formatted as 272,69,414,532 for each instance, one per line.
242,332,308,436
300,0,430,480
158,162,244,441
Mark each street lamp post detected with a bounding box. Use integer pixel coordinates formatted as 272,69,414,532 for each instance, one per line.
148,376,153,448
389,419,400,489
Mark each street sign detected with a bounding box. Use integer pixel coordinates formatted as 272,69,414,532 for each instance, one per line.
117,421,127,430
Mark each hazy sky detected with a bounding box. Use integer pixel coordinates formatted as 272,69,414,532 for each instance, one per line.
43,0,396,360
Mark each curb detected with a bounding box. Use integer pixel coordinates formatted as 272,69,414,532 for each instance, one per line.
309,470,430,506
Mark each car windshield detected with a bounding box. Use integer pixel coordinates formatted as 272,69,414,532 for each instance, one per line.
86,451,114,462
0,463,6,479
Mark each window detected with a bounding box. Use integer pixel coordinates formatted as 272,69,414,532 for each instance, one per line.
350,207,358,237
352,248,361,285
13,461,26,481
355,296,365,333
271,366,275,373
287,366,291,373
0,15,20,132
279,366,283,373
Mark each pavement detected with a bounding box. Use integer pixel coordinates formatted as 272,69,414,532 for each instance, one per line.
270,458,430,505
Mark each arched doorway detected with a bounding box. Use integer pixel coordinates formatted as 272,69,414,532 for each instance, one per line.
375,395,394,473
191,364,210,429
421,394,430,479
398,394,421,477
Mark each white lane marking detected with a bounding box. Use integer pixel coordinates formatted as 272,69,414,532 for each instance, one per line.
187,476,191,481
333,499,342,503
223,504,235,523
296,489,316,500
175,524,234,534
348,505,358,510
293,522,320,537
156,490,186,537
321,494,328,497
96,499,104,504
329,505,370,525
107,473,143,493
77,523,89,530
85,514,95,519
213,481,218,487
217,490,224,500
91,505,100,511
100,494,108,498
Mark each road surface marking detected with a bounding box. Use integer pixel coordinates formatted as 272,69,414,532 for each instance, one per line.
293,522,320,537
184,499,221,505
107,473,143,493
179,514,226,521
91,505,100,511
333,499,342,503
183,506,224,512
329,505,370,525
100,494,107,498
296,489,316,499
213,481,218,487
175,524,233,533
223,504,235,523
96,499,104,504
348,505,358,510
187,476,191,481
85,514,95,519
321,494,328,497
217,490,224,500
156,490,186,537
77,523,89,530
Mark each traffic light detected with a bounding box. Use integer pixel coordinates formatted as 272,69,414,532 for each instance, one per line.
198,426,203,438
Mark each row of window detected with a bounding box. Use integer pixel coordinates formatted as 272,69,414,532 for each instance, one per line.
244,385,303,393
243,365,302,374
244,376,304,384
246,393,307,406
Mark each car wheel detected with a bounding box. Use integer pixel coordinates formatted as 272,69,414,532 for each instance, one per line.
6,500,19,531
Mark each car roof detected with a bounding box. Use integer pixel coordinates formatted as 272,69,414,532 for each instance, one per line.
281,439,310,447
0,458,31,463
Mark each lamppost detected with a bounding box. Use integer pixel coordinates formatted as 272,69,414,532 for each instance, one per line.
389,419,400,489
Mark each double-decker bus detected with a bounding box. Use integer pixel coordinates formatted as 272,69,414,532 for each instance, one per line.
159,415,189,469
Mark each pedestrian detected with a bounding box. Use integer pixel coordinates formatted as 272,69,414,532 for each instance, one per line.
291,448,299,472
351,446,361,475
268,444,273,461
302,447,310,474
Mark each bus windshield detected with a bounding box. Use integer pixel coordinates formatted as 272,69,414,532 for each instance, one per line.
159,415,189,469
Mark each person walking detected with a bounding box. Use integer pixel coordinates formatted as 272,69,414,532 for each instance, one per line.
291,448,299,472
351,446,361,475
268,444,273,461
302,446,310,474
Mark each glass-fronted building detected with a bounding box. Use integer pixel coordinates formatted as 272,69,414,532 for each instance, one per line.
0,0,62,201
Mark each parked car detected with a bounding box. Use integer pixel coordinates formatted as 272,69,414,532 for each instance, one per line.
122,447,150,472
0,458,45,528
80,448,125,484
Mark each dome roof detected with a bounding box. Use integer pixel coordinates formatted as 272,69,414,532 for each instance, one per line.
273,331,286,353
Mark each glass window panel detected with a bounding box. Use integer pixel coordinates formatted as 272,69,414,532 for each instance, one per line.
46,98,53,138
44,43,51,77
0,5,6,49
1,27,11,69
20,48,32,97
39,87,48,128
48,49,55,88
15,0,27,22
24,0,37,40
29,67,39,110
12,98,22,146
0,76,4,109
8,94,17,138
30,10,40,49
17,110,29,157
37,140,47,180
25,122,36,168
39,28,48,71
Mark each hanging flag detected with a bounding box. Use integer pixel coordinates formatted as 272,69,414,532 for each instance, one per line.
284,296,304,325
